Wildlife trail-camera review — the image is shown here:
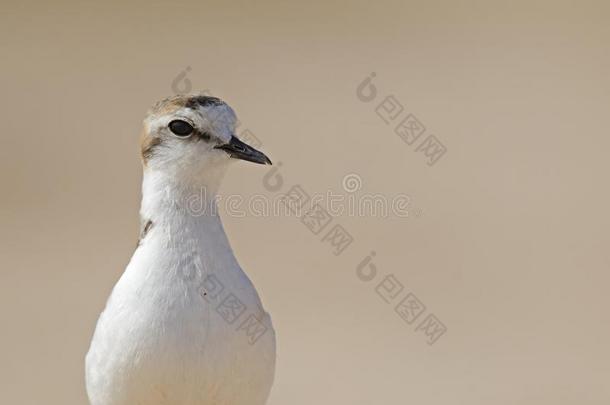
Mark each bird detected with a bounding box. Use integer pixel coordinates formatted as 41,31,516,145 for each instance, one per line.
85,94,276,405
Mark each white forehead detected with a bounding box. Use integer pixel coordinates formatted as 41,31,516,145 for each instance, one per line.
145,103,237,143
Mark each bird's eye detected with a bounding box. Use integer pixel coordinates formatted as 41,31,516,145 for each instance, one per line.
168,120,194,137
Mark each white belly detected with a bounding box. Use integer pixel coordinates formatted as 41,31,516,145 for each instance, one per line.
85,240,276,405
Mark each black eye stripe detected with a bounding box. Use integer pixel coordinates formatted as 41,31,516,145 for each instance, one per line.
169,120,194,137
197,131,211,141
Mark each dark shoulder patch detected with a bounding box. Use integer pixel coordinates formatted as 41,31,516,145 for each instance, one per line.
137,219,154,246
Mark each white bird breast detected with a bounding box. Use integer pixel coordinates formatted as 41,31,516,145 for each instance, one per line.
85,214,276,405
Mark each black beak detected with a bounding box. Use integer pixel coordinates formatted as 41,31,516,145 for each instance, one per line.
214,136,272,165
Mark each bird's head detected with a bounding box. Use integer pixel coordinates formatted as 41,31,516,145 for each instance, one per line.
141,94,271,182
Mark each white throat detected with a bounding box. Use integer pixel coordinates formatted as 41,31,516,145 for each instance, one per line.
140,163,228,223
138,162,237,266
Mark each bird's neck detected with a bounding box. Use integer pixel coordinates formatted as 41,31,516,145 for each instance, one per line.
139,168,227,233
134,168,240,288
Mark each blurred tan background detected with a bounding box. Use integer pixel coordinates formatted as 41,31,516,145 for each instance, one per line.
1,0,609,404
